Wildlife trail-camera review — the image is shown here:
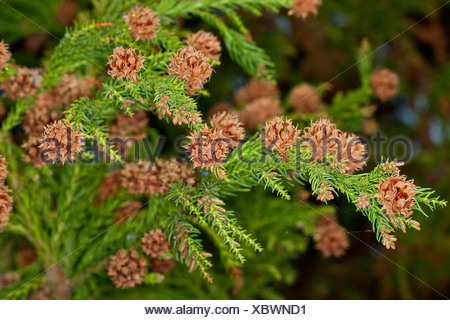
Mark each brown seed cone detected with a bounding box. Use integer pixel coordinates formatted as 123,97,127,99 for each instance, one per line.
369,68,399,101
107,249,147,289
120,159,195,196
362,119,379,136
332,132,367,174
302,119,341,162
56,0,79,26
0,185,13,231
167,46,213,96
185,125,230,169
109,110,149,140
0,40,12,71
95,170,122,205
155,158,196,194
314,214,350,258
22,73,98,137
39,121,85,164
0,272,21,290
15,247,37,267
239,97,283,131
124,5,160,41
149,257,175,274
264,116,300,161
208,101,232,118
0,155,8,183
3,66,42,100
186,30,222,60
107,46,145,83
303,119,367,174
0,101,7,121
375,175,417,217
289,83,321,117
210,111,245,148
24,33,50,56
288,0,322,20
114,200,143,223
32,88,62,110
21,135,46,168
297,187,311,202
22,104,63,137
119,161,154,195
142,229,170,258
57,73,100,106
234,79,279,105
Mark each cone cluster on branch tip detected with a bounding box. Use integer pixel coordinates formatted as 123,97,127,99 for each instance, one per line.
210,111,245,148
317,181,335,202
356,194,370,209
302,119,367,174
151,93,203,126
185,125,230,170
124,5,160,41
0,40,11,71
375,175,417,217
39,121,85,164
107,46,145,83
142,229,171,258
167,46,213,96
381,160,404,175
369,68,399,101
2,66,42,100
264,117,300,161
380,226,397,250
107,249,147,289
186,30,222,61
288,0,323,20
120,158,196,196
314,214,350,258
0,156,13,232
289,83,322,117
